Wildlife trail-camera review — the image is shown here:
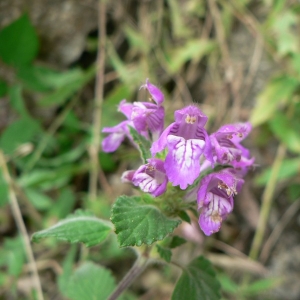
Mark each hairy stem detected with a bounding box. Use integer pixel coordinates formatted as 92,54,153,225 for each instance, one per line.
0,151,44,300
108,254,149,300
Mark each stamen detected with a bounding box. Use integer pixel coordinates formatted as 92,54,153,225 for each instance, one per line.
185,115,197,124
211,211,222,223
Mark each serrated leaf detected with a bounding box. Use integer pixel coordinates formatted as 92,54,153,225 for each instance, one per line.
250,76,298,126
129,126,151,163
172,256,221,300
269,113,300,153
0,14,38,66
111,195,181,247
169,236,186,248
64,262,116,300
32,210,112,247
156,244,172,262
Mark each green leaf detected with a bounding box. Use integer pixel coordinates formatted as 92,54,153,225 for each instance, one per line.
156,244,172,263
9,85,28,118
217,273,238,294
0,14,38,66
25,188,53,211
0,170,9,207
169,236,186,248
2,237,26,277
272,11,297,56
0,117,41,154
58,245,77,296
128,126,151,163
124,26,149,54
32,210,113,247
40,66,95,106
0,79,8,97
111,195,181,247
250,76,298,126
17,65,85,92
167,39,216,74
269,113,300,153
64,262,116,300
178,210,191,223
241,277,281,296
255,157,300,186
172,256,221,300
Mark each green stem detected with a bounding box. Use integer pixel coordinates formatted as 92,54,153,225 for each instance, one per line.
249,143,286,260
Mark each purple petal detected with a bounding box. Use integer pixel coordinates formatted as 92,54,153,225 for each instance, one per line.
216,122,252,143
121,170,136,183
174,105,208,128
141,79,164,105
151,122,176,155
102,132,125,152
102,120,131,152
118,100,133,119
132,158,168,197
165,135,205,189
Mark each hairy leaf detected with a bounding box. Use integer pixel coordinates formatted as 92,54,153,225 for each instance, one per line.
32,210,112,247
111,195,181,247
172,256,221,300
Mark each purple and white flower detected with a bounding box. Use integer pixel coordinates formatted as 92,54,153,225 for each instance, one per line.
122,158,168,197
151,105,214,189
197,170,244,236
210,122,252,165
102,79,165,152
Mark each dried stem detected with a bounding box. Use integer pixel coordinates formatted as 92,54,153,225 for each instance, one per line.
0,151,44,300
260,198,300,263
208,0,242,122
249,144,286,260
89,0,111,200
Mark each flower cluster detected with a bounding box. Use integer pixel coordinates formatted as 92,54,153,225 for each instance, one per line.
102,79,254,236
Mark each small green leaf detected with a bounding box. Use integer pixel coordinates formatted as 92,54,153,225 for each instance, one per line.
40,66,95,106
0,117,41,154
25,188,53,211
0,170,9,207
32,210,113,247
169,236,186,248
58,245,77,296
172,256,221,300
128,126,151,163
111,195,181,247
64,262,116,300
0,79,8,97
269,113,300,153
250,76,298,126
167,39,216,74
156,244,172,262
0,14,38,66
178,210,191,223
9,85,29,118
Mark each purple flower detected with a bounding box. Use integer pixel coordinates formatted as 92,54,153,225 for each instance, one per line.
151,105,214,190
210,122,252,165
122,158,168,197
102,120,133,152
102,80,165,152
197,170,244,236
